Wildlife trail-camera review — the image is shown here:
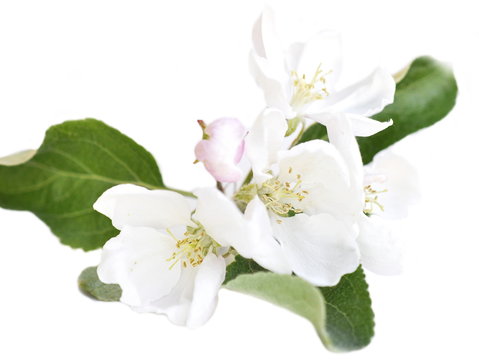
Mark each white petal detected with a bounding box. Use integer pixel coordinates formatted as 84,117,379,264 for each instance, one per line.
276,139,358,219
149,265,197,325
313,113,364,208
357,214,402,275
346,114,393,137
97,226,180,310
364,150,420,219
253,6,285,71
317,67,395,117
273,213,360,286
244,197,291,274
285,42,305,73
193,187,250,251
249,53,292,116
93,184,193,230
295,30,343,90
245,108,288,184
187,254,226,328
149,254,225,328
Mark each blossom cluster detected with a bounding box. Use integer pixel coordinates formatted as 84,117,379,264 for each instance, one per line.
95,8,419,328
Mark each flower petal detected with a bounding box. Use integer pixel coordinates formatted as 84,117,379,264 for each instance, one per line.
93,184,193,230
245,108,288,184
315,67,395,117
295,30,343,91
186,254,226,328
150,254,225,328
252,6,285,73
97,226,180,310
276,139,358,219
249,53,292,116
364,150,420,219
346,114,393,137
148,265,197,325
193,187,250,251
272,213,360,286
311,113,365,209
357,214,402,275
244,197,292,274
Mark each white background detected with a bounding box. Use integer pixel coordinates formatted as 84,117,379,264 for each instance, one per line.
0,0,478,359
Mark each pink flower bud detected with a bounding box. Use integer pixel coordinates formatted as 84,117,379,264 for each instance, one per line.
194,117,247,183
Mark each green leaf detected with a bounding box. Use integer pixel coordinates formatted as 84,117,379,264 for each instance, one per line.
224,258,374,352
224,255,266,284
298,56,458,164
298,122,328,144
359,56,457,163
78,266,122,302
0,119,165,250
319,267,374,351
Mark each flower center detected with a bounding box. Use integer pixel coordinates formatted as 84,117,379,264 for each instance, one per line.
289,64,330,112
166,221,221,269
234,168,307,217
363,185,387,215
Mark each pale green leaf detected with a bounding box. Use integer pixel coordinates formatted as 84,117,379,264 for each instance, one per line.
78,266,122,302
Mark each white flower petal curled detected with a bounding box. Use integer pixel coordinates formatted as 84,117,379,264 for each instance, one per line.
93,184,192,230
186,254,226,328
194,117,247,183
97,226,181,309
150,254,227,328
245,108,288,184
311,67,395,117
243,196,291,274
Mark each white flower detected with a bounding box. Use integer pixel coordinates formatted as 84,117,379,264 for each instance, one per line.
194,117,247,183
237,108,361,286
250,7,395,137
94,184,289,327
357,150,420,275
313,111,419,276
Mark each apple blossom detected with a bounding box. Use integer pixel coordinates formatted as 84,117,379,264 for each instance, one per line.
194,117,247,182
322,113,419,275
250,7,395,137
236,108,361,286
357,150,420,275
93,183,290,327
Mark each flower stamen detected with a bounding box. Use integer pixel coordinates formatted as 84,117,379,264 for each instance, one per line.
234,168,308,217
166,222,222,269
290,64,331,111
364,185,387,215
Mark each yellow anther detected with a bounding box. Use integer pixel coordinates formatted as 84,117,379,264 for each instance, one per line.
166,223,222,269
364,185,388,215
290,64,331,111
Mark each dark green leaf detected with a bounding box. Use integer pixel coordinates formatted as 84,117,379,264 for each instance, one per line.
298,122,328,144
359,56,457,163
0,119,165,250
224,255,266,284
224,258,374,352
78,266,122,302
319,267,374,351
298,56,457,164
